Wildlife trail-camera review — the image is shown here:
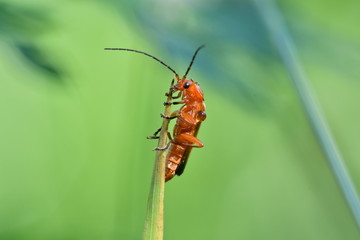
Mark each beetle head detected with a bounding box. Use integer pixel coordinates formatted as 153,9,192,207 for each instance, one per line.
174,78,193,91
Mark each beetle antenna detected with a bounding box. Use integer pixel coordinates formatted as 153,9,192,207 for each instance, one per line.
183,45,205,79
104,48,180,80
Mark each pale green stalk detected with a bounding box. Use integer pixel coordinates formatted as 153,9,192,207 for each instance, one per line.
253,0,360,229
143,80,174,240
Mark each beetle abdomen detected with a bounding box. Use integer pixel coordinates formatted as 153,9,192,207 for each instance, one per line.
165,144,186,182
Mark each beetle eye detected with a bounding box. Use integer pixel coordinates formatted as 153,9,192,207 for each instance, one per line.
183,82,191,89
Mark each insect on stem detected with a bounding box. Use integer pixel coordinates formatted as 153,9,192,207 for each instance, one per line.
105,45,206,239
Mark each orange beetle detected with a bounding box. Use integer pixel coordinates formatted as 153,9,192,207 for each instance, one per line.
164,66,206,181
104,46,206,182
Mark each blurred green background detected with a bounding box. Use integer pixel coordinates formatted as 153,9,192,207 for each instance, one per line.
1,0,360,239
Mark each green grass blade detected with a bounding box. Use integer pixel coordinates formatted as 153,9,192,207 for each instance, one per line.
253,0,360,229
143,80,174,240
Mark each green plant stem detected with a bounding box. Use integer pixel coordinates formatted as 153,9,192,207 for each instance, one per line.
143,80,174,240
253,0,360,230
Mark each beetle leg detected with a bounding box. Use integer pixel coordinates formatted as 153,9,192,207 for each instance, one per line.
164,100,184,106
153,142,171,151
167,131,173,141
160,113,177,120
171,133,204,148
148,126,173,140
173,92,182,99
165,91,182,99
160,110,180,120
168,79,176,93
147,127,162,139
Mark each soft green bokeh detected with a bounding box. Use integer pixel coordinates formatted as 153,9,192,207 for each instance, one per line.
1,0,360,239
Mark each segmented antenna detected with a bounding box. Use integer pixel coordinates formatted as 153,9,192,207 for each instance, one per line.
183,45,205,78
104,48,179,79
